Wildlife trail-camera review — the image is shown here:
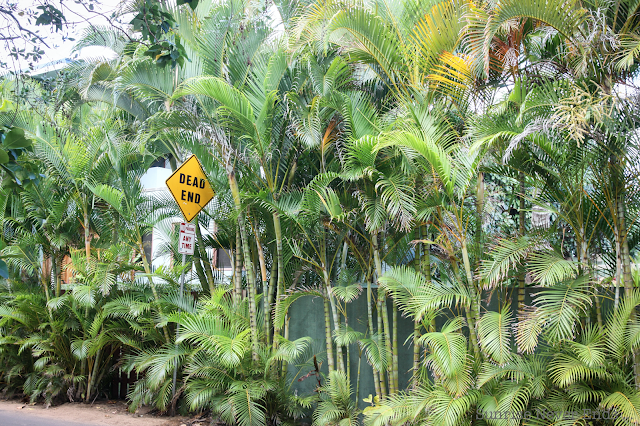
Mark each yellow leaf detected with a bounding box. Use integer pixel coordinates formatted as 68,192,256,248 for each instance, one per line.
0,99,15,112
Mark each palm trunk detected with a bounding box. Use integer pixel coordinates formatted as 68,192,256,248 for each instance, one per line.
476,172,485,269
324,297,335,374
282,315,291,378
340,241,350,381
41,275,51,304
372,233,394,393
234,226,243,304
618,193,640,388
266,259,276,346
324,269,345,372
195,220,215,294
518,173,526,312
461,240,481,359
192,244,209,292
86,347,102,402
367,279,382,397
579,227,591,326
84,210,91,260
413,319,421,388
619,196,633,298
615,231,622,310
413,228,422,386
595,287,603,329
250,234,260,289
424,225,436,333
255,234,269,341
272,212,285,347
52,253,61,297
346,322,351,383
381,302,394,392
356,347,362,402
392,304,399,392
377,296,387,398
228,171,259,361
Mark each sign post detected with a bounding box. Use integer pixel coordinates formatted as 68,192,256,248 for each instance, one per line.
166,156,214,407
171,222,193,403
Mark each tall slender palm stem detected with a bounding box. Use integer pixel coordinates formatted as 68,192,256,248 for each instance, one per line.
372,232,395,393
229,171,259,361
195,219,215,294
272,212,285,347
461,239,481,359
234,226,243,304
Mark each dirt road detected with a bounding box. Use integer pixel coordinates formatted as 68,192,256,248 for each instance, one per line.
0,400,199,426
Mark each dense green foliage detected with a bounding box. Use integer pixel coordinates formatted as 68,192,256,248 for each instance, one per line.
2,0,640,425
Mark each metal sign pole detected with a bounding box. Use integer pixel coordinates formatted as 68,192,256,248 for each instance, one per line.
172,252,187,402
165,155,213,413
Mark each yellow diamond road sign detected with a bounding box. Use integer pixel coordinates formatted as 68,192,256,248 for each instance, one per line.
166,155,215,222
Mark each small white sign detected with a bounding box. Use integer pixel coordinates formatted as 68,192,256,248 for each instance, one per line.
178,222,196,255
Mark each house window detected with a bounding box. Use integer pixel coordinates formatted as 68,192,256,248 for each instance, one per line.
214,248,232,269
150,156,172,169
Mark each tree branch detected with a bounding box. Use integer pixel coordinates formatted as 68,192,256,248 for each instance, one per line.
0,6,51,48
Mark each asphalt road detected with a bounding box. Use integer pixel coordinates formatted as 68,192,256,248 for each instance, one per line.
0,409,91,426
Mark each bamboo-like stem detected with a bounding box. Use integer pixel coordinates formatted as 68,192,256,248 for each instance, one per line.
229,172,259,361
84,210,91,261
381,303,394,392
619,196,633,298
324,297,335,374
614,223,621,309
340,241,349,381
618,192,640,388
41,274,51,305
355,348,362,403
413,228,422,386
579,226,591,327
346,327,351,383
475,172,484,270
195,219,215,294
266,258,276,346
461,240,481,359
53,253,61,298
367,280,381,398
391,303,399,393
340,241,348,272
324,269,345,372
86,346,102,402
319,224,344,372
254,231,269,341
234,226,243,304
595,287,603,329
272,212,285,347
424,226,435,333
282,315,290,378
377,296,387,398
372,232,394,393
192,243,209,292
517,174,526,312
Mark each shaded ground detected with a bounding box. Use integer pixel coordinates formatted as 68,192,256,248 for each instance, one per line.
0,400,210,426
